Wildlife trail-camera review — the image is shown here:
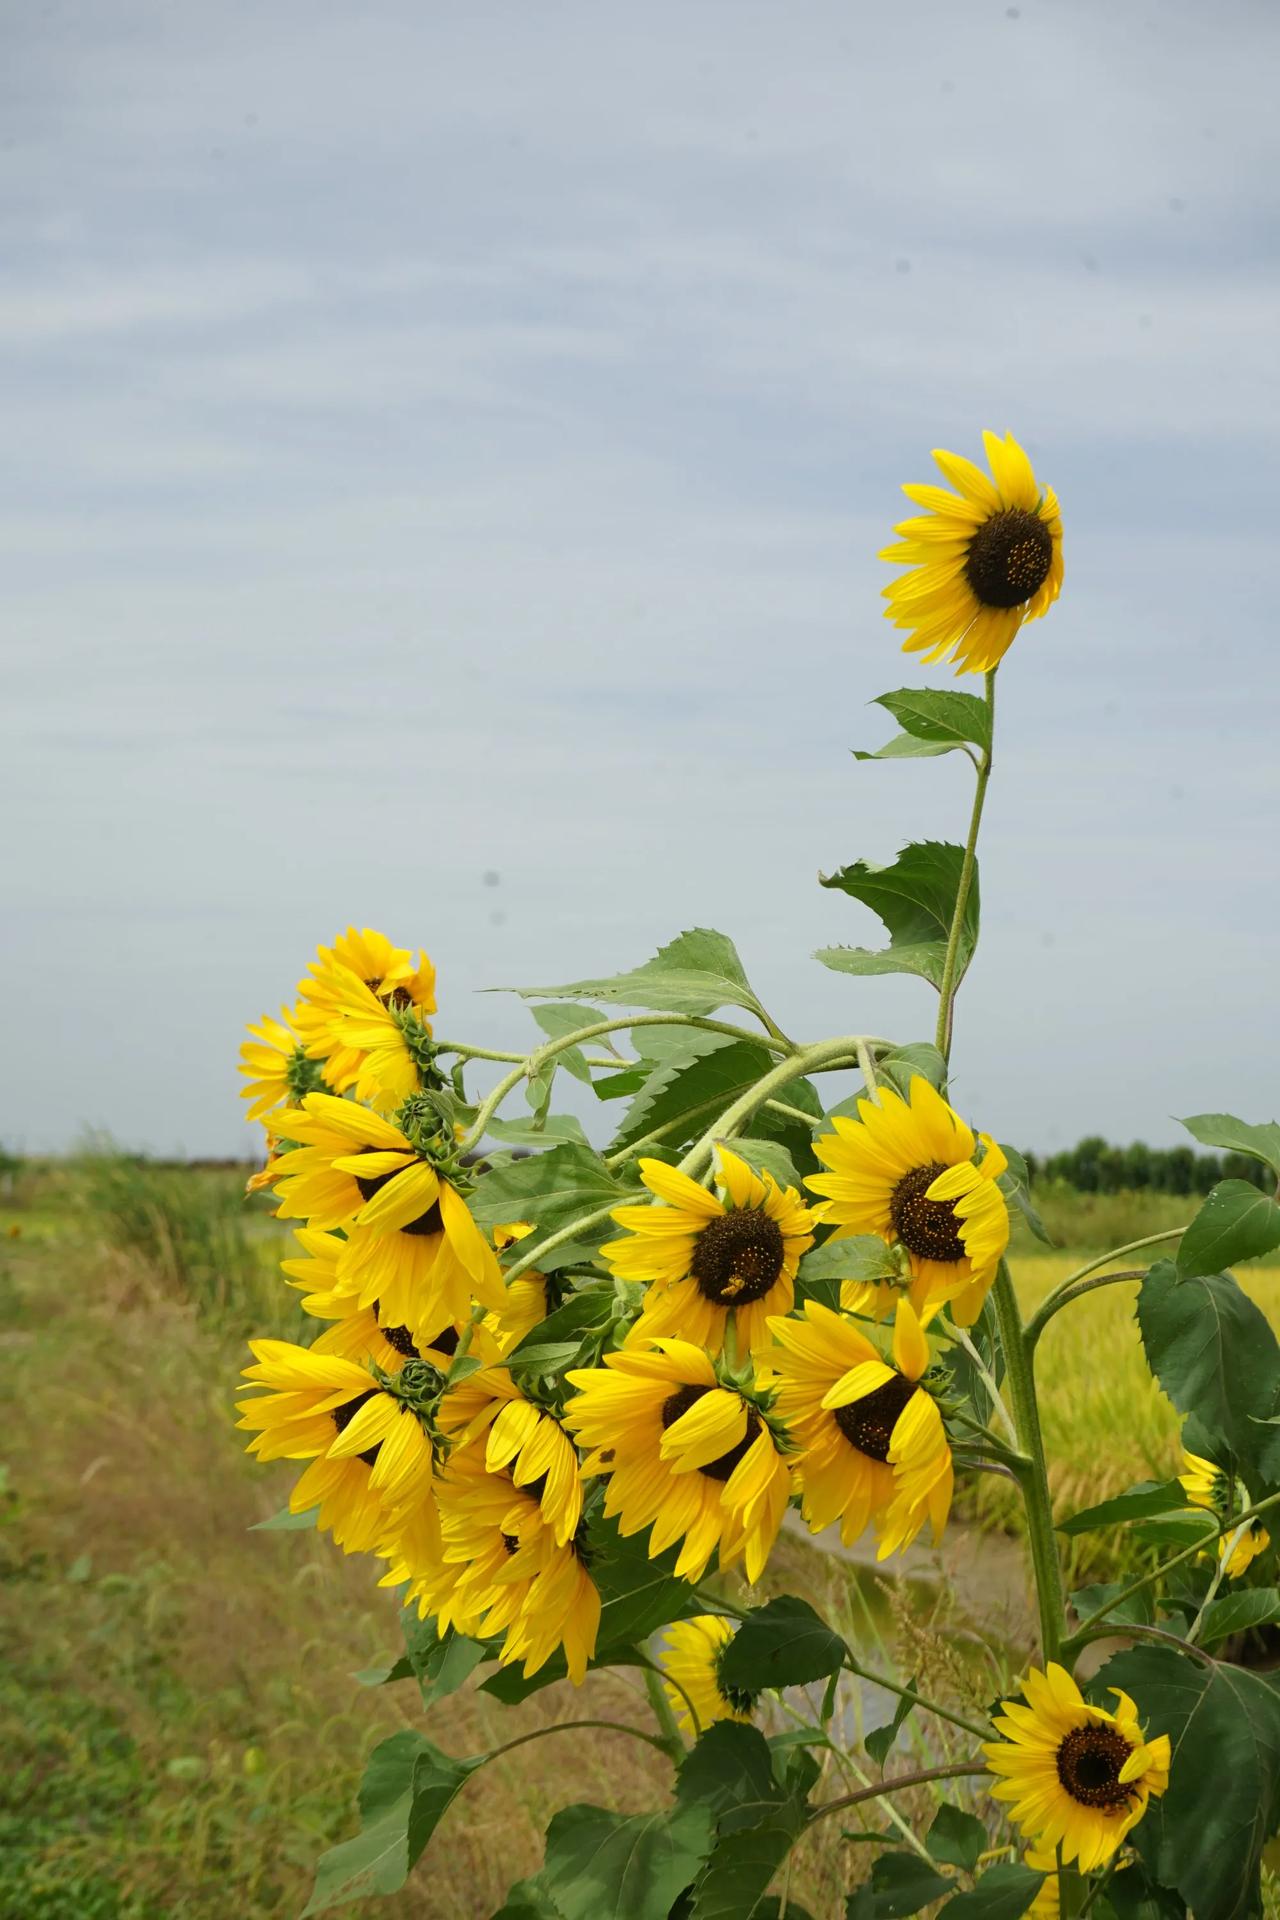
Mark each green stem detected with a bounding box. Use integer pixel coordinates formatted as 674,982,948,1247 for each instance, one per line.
934,669,996,1063
843,1653,992,1742
641,1664,686,1760
1024,1227,1187,1348
500,1201,621,1284
806,1760,988,1828
482,1717,671,1765
991,1260,1067,1662
1025,1269,1148,1350
675,1036,879,1181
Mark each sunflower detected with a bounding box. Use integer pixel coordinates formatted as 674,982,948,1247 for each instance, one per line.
239,1007,314,1124
263,1093,504,1337
658,1616,756,1738
236,1340,434,1551
806,1076,1009,1327
763,1299,951,1559
984,1662,1170,1872
563,1338,791,1583
389,1445,600,1683
438,1365,584,1547
283,1227,495,1375
881,430,1064,676
295,927,436,1095
1178,1448,1270,1577
601,1149,815,1355
325,973,434,1112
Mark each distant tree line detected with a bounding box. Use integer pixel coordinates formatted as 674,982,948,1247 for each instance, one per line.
1023,1136,1271,1196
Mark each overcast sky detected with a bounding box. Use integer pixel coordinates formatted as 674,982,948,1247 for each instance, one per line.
4,0,1278,1159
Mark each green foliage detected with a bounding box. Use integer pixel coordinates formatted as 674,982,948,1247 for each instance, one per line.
675,1725,812,1920
854,687,991,765
1196,1586,1280,1646
1096,1644,1280,1920
538,1800,713,1920
1176,1180,1280,1278
845,1852,953,1917
816,841,979,991
1058,1480,1191,1536
1179,1112,1280,1181
609,1034,774,1153
925,1803,987,1871
936,1865,1045,1918
467,1142,630,1269
506,927,771,1022
864,1679,919,1769
717,1596,845,1691
1137,1261,1280,1485
303,1732,481,1914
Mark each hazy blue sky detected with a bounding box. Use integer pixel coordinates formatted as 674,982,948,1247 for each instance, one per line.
4,0,1278,1158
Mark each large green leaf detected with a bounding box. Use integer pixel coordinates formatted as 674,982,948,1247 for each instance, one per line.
611,1037,774,1153
1176,1181,1280,1278
864,1677,919,1769
468,1144,630,1270
303,1731,481,1914
490,1875,564,1920
530,1003,596,1083
873,687,992,752
1058,1480,1191,1536
816,841,978,992
506,928,768,1021
845,1853,953,1917
796,1235,898,1309
874,1042,948,1100
1179,1112,1280,1181
1069,1580,1155,1629
540,1801,713,1920
1197,1586,1280,1646
677,1725,810,1920
935,1865,1044,1918
853,732,960,762
1137,1261,1280,1485
718,1596,846,1691
925,1803,987,1871
1094,1645,1280,1920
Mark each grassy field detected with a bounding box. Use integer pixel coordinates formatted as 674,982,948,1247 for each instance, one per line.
2,1161,1277,1918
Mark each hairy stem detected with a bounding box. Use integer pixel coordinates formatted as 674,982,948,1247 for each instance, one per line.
934,669,996,1063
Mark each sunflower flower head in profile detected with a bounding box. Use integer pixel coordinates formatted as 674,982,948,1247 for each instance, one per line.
984,1662,1170,1873
1178,1447,1271,1578
881,430,1063,675
658,1615,757,1739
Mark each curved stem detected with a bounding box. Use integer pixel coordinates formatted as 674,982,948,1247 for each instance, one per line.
500,1200,621,1284
806,1760,988,1827
482,1717,672,1766
675,1036,880,1181
639,1661,688,1758
1024,1228,1187,1348
1068,1620,1217,1670
1025,1270,1148,1350
992,1260,1067,1661
843,1653,992,1742
934,669,996,1063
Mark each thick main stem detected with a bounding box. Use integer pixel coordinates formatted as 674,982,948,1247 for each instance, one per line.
934,669,996,1063
991,1261,1067,1662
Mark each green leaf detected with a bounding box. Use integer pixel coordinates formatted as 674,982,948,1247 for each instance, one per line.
676,1722,780,1830
936,1864,1044,1918
1070,1580,1155,1629
874,1042,948,1099
489,1875,564,1920
817,841,978,992
251,1505,319,1531
469,1142,624,1228
507,927,768,1021
857,1853,953,1917
797,1235,898,1309
505,1285,615,1359
611,1037,774,1154
688,1819,803,1920
303,1731,481,1914
872,687,992,751
1197,1586,1280,1646
1137,1261,1280,1485
1176,1181,1280,1278
723,1135,806,1194
531,1003,596,1083
540,1801,714,1920
1101,1864,1188,1919
677,1725,810,1920
1179,1112,1280,1181
864,1678,919,1770
397,1613,488,1707
486,1112,592,1149
1131,1512,1218,1549
999,1143,1054,1247
717,1596,845,1691
1058,1480,1192,1536
925,1802,987,1871
854,732,961,762
1094,1644,1280,1920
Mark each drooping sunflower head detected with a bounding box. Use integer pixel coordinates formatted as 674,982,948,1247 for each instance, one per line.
881,431,1063,676
238,1006,319,1124
658,1615,757,1738
984,1662,1170,1873
294,927,436,1099
764,1298,952,1559
563,1337,792,1584
438,1364,584,1548
601,1148,815,1355
1178,1448,1271,1577
806,1075,1008,1326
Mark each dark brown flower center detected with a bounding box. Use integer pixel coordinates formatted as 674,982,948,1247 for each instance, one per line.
690,1209,785,1305
331,1389,381,1467
374,1309,420,1359
501,1532,520,1555
890,1162,965,1264
832,1374,917,1462
353,1153,442,1237
661,1384,762,1483
965,507,1053,609
1056,1724,1136,1809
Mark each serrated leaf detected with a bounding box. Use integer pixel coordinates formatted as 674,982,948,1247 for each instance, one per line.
676,1723,781,1830
1197,1586,1280,1645
611,1036,774,1154
874,1042,948,1099
1094,1643,1280,1920
396,1613,488,1707
507,927,766,1021
865,1677,919,1769
1058,1480,1191,1536
873,687,992,751
1138,1261,1280,1485
936,1864,1044,1919
677,1726,809,1920
505,1285,615,1359
925,1802,987,1871
1070,1580,1156,1629
303,1732,481,1914
1131,1512,1218,1549
469,1143,624,1228
1179,1112,1280,1180
718,1595,846,1691
1177,1181,1280,1278
541,1800,713,1920
817,841,978,992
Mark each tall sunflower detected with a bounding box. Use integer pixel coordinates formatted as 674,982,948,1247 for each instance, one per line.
601,1149,815,1355
881,430,1063,675
1179,1448,1270,1577
263,1093,505,1337
763,1299,951,1559
438,1365,584,1547
984,1663,1170,1872
295,927,436,1096
390,1445,600,1684
236,1340,433,1551
806,1075,1008,1327
658,1616,756,1739
238,1006,314,1124
563,1338,791,1583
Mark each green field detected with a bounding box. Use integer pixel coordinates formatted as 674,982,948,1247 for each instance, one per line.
2,1163,1276,1917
